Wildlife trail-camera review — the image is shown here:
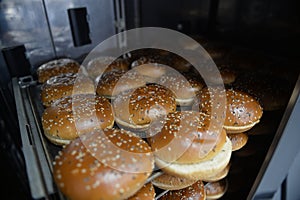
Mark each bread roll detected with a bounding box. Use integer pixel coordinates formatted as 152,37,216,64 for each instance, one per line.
37,58,80,83
53,128,154,200
42,94,114,145
41,72,94,107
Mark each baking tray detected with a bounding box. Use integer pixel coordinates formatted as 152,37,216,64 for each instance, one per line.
12,67,296,199
12,76,166,199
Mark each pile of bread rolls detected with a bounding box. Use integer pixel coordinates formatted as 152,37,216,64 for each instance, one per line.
36,46,267,200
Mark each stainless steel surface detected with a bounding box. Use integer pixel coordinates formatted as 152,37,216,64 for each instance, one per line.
114,0,127,48
44,0,116,61
0,0,117,73
12,77,53,199
0,0,56,67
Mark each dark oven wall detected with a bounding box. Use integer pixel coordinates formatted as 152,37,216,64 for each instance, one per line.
125,0,300,60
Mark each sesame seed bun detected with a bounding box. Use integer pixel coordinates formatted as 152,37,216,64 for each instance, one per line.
37,58,80,83
149,111,227,164
196,88,263,134
53,128,154,200
152,173,197,191
227,132,248,151
128,183,155,200
130,54,172,69
113,84,177,132
131,63,167,83
158,72,204,106
160,180,206,200
154,137,232,181
148,111,232,180
42,94,114,145
130,51,192,73
86,56,130,81
205,179,228,200
220,67,236,85
224,89,263,133
96,70,147,99
41,73,94,107
169,54,192,73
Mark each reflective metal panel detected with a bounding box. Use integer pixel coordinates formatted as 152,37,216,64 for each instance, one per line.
44,0,116,62
0,0,55,70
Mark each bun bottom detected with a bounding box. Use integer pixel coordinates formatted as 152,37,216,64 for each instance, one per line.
44,133,71,146
152,174,197,191
115,117,150,132
155,137,232,180
223,120,260,134
176,98,195,107
205,179,228,200
228,133,248,151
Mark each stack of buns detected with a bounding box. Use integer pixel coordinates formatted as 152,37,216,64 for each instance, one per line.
35,47,266,199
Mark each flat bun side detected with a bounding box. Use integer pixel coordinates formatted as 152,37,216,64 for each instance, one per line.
228,132,248,151
154,137,232,180
152,173,197,190
160,180,206,200
205,179,228,200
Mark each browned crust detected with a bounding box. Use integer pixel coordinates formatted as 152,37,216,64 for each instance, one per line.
37,58,80,83
53,128,154,200
113,84,176,130
160,180,206,200
42,94,114,145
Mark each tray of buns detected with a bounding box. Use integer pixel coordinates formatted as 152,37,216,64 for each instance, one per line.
12,40,296,199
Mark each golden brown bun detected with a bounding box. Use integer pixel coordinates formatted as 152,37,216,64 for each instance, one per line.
53,128,154,200
196,88,263,134
206,64,237,85
129,50,191,73
96,70,147,99
113,84,177,131
37,58,80,83
130,54,172,68
227,132,248,151
224,89,263,133
160,180,206,200
158,72,204,106
86,56,130,81
152,173,197,190
41,73,94,107
168,55,192,73
131,63,167,82
154,136,232,181
205,179,228,200
220,67,236,85
148,111,226,164
42,94,114,145
202,164,230,182
128,183,155,200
